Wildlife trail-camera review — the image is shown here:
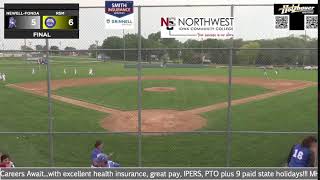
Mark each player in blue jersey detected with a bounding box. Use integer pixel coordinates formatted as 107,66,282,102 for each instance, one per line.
91,140,115,167
287,136,317,167
91,140,104,167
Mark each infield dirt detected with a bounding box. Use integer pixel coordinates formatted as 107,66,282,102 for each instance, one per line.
7,76,316,133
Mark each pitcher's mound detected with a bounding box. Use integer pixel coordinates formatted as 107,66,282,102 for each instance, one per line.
144,87,176,92
101,110,206,133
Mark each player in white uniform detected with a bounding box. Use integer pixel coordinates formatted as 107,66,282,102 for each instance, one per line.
0,73,2,81
32,68,35,75
74,68,77,75
64,68,67,75
2,73,6,81
263,68,268,77
89,68,93,76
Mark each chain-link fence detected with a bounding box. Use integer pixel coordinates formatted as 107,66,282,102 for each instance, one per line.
0,4,318,167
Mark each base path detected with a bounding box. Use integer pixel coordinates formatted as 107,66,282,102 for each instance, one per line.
7,76,316,133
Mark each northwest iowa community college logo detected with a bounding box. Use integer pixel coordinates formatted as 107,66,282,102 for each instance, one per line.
160,17,234,39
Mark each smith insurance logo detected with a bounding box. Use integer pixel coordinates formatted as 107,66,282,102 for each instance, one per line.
278,4,315,14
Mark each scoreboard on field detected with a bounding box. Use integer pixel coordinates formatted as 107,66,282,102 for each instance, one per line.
4,4,79,39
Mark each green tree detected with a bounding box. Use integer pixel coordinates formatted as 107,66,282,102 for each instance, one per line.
101,36,124,60
64,46,77,56
64,46,76,51
20,45,33,51
88,44,98,58
35,45,44,51
50,46,59,55
236,42,261,65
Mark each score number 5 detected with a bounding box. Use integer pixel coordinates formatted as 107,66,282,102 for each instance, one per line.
32,19,37,26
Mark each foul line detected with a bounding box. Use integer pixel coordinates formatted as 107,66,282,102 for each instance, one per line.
7,80,316,116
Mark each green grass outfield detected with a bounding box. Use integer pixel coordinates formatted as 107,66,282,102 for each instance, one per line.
0,57,317,83
0,57,317,167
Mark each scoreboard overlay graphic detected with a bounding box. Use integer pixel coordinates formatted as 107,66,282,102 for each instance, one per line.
4,4,79,39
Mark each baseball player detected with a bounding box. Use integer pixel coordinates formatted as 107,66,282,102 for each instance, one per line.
0,73,2,81
91,140,104,166
2,73,6,81
74,68,77,75
287,136,317,167
88,68,93,76
63,68,67,75
32,68,35,75
263,68,269,79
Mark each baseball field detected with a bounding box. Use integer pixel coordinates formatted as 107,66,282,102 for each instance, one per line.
0,56,317,167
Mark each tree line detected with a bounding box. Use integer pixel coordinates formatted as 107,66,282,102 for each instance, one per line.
92,32,317,66
21,32,318,65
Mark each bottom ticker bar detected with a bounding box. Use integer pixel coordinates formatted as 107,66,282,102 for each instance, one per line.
0,168,318,179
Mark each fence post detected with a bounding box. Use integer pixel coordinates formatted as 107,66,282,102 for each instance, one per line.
45,39,54,166
123,29,126,63
137,6,142,167
226,48,233,167
226,4,234,167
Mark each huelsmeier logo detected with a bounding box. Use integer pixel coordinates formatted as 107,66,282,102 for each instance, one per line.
274,4,318,30
278,4,315,14
160,17,234,39
105,1,134,29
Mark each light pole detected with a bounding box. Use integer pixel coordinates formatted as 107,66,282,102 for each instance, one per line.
29,41,32,52
201,38,204,64
59,41,62,56
178,47,182,64
24,39,27,60
95,40,99,60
